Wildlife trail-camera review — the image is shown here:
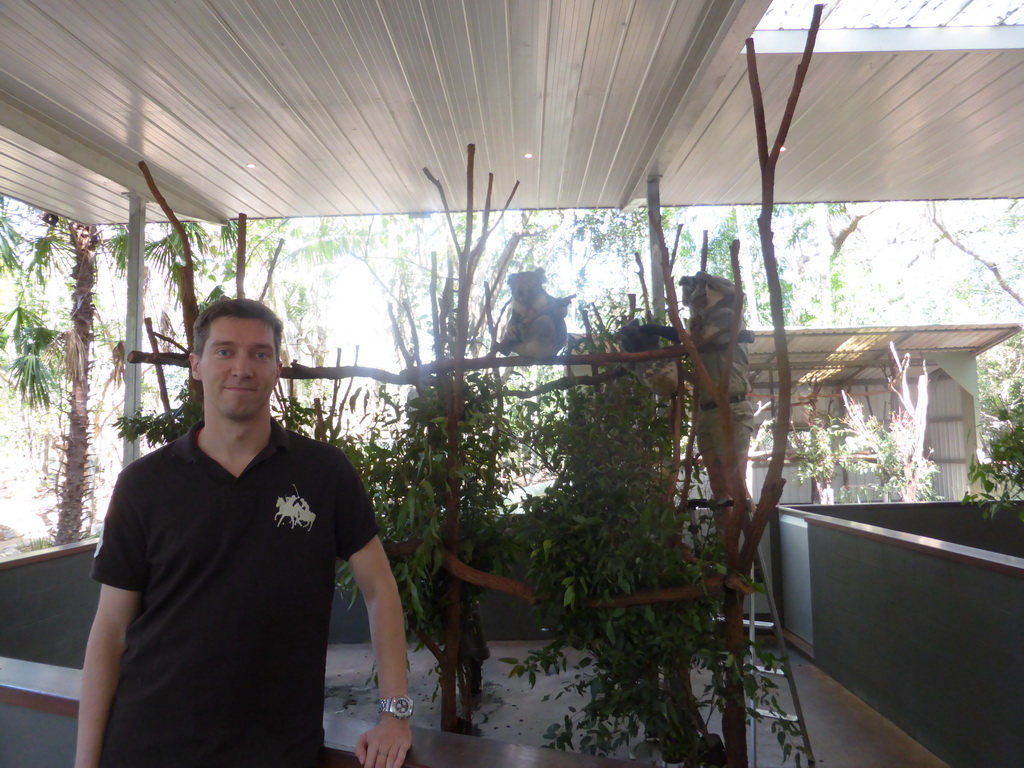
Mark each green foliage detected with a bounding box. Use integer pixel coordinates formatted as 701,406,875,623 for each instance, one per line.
845,410,938,502
977,334,1024,445
786,414,853,503
571,209,648,265
116,385,203,447
18,536,56,552
0,204,24,272
340,372,520,682
790,417,847,488
510,373,711,759
505,364,805,763
1,305,60,408
965,398,1024,521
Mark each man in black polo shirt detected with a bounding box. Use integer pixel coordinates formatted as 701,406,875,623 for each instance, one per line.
75,299,412,768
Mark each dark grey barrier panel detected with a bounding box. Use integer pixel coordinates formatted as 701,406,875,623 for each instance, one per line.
0,656,80,768
0,542,100,667
0,703,78,767
0,542,543,656
806,514,1024,768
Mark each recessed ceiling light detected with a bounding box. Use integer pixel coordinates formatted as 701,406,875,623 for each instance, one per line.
246,163,257,169
523,153,534,159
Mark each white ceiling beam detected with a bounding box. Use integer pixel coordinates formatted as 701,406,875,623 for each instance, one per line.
0,90,228,224
751,24,1024,56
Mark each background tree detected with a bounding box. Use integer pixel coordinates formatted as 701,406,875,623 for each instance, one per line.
0,203,126,545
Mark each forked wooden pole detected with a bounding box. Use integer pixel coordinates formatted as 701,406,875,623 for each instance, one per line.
720,6,823,767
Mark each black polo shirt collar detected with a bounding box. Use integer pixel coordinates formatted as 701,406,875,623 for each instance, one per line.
171,419,291,477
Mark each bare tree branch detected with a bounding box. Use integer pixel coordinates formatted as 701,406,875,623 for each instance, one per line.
931,204,1024,309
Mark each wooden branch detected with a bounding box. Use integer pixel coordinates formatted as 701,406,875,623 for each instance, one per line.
137,161,200,353
669,223,684,270
649,212,719,397
505,369,627,398
416,629,446,666
769,4,824,162
236,213,247,299
384,531,729,609
259,238,285,302
430,252,443,362
739,3,823,573
746,46,771,172
932,207,1024,308
388,303,416,369
632,251,651,316
149,330,189,354
422,169,461,264
584,575,725,609
442,550,728,611
727,10,824,762
333,349,352,439
128,344,712,378
442,551,537,603
383,539,422,558
719,239,746,553
144,317,172,412
126,350,413,385
463,144,475,278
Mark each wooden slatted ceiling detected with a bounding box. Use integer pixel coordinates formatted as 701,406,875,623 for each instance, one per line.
659,28,1024,205
0,127,125,226
1,1,1023,225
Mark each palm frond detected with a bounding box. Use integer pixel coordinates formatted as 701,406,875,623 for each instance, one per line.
62,327,88,383
2,305,58,356
0,215,24,272
8,350,57,408
103,225,130,272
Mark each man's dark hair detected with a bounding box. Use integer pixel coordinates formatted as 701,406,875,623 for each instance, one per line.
193,298,284,358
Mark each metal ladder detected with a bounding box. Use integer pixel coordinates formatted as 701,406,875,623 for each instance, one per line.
745,540,816,765
687,499,814,765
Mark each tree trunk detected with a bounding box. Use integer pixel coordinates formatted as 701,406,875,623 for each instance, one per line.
721,587,749,768
55,223,97,544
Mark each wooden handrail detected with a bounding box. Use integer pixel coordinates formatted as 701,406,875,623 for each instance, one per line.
780,506,1024,579
1,657,637,768
0,540,97,571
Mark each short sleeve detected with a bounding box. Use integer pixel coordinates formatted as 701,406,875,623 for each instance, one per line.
332,450,379,560
92,470,148,592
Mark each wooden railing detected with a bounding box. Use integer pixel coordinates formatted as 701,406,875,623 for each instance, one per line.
0,656,635,768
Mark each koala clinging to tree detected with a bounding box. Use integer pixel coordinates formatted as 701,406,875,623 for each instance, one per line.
497,268,575,357
680,271,754,502
616,319,681,397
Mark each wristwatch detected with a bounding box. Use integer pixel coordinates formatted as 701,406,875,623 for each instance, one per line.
378,695,414,720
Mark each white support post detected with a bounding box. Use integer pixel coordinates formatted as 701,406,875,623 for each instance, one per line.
647,176,665,316
123,194,145,466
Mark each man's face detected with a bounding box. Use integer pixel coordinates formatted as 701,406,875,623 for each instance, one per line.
189,317,281,424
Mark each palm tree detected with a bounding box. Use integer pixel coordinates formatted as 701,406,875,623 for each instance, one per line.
0,200,103,544
54,221,100,543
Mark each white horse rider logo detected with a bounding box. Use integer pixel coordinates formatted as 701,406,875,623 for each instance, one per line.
274,485,316,531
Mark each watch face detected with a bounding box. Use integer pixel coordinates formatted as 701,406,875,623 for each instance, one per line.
392,696,413,717
380,696,414,719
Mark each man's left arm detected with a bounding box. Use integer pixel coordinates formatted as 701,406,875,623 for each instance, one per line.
347,536,412,768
